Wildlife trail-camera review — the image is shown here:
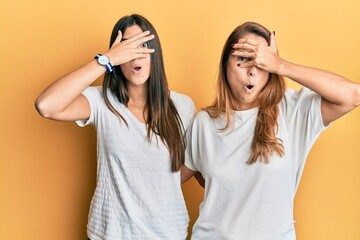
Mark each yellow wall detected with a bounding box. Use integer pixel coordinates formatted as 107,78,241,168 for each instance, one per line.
1,0,360,239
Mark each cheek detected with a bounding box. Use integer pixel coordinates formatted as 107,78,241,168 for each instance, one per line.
144,57,151,69
120,63,130,72
227,64,245,81
120,63,132,80
227,73,242,91
143,57,152,77
259,72,270,85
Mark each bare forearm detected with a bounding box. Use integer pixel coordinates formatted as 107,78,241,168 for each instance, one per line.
235,32,360,124
35,59,105,117
277,59,360,107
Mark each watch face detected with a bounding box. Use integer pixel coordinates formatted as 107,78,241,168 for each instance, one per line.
98,55,109,65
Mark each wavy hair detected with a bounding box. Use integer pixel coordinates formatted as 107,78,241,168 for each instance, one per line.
102,14,185,172
205,22,286,164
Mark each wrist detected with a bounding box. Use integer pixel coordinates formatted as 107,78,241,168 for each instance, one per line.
94,54,113,73
274,58,287,76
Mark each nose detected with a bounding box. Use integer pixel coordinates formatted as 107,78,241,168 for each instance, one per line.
247,66,257,77
131,58,140,64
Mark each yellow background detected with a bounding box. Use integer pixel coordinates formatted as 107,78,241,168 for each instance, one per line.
1,0,360,239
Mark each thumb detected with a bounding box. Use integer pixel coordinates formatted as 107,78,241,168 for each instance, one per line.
270,31,278,54
114,30,123,43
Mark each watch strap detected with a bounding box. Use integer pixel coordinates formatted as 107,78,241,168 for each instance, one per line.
94,54,113,73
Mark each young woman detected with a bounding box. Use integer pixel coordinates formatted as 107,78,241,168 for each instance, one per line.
182,22,360,239
35,14,196,240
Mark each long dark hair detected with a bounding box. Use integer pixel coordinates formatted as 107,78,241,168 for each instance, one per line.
102,14,185,172
205,22,286,164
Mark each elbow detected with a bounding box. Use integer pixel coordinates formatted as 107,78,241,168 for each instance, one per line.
342,82,360,107
346,83,360,108
354,83,360,107
34,97,52,118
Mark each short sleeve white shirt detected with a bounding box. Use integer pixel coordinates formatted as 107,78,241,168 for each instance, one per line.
185,88,326,240
77,86,196,240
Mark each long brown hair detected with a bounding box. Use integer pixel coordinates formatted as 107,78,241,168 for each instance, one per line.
102,14,185,172
205,22,286,164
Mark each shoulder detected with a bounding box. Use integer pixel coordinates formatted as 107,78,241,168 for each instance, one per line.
82,86,121,112
194,110,211,120
170,90,195,107
81,86,103,104
82,86,106,100
280,88,323,127
84,86,119,102
169,90,197,128
192,110,214,128
83,85,102,95
281,88,320,109
284,87,318,101
169,90,196,115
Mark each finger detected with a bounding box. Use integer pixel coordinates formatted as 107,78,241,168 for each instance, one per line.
131,34,155,48
134,53,155,59
237,60,256,68
233,42,257,52
232,50,255,59
125,48,155,60
126,30,152,43
114,30,123,43
135,48,155,54
236,37,259,46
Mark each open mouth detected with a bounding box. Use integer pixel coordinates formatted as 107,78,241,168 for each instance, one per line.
133,66,142,71
246,84,254,90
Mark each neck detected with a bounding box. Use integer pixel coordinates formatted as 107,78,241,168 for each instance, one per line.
233,99,259,111
127,84,148,109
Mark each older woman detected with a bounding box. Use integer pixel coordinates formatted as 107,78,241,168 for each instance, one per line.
182,22,360,240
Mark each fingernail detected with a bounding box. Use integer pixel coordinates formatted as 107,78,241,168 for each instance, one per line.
273,31,275,36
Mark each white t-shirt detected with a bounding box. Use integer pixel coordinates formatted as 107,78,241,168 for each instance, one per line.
185,88,327,240
76,86,196,240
